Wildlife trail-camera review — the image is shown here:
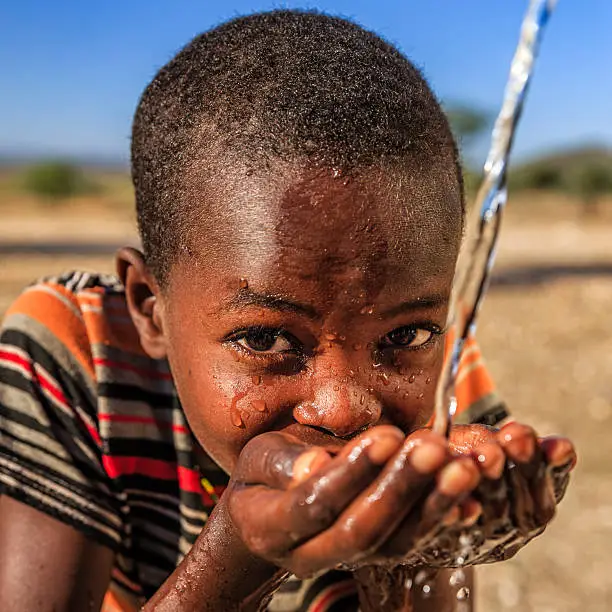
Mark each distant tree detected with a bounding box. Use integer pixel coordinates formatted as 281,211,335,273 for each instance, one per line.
445,104,490,148
445,104,491,199
23,161,96,201
570,164,612,217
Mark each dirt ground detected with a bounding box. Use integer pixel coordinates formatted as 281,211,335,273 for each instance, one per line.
1,191,611,610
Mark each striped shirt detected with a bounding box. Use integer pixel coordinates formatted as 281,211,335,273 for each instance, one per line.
0,272,507,611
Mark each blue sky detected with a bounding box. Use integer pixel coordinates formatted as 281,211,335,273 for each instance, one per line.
1,0,610,164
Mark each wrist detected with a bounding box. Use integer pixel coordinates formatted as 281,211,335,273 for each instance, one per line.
144,499,285,611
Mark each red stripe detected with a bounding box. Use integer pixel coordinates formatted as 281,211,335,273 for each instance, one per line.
309,580,357,612
102,457,224,502
0,349,102,446
98,413,189,434
93,357,173,381
103,455,180,480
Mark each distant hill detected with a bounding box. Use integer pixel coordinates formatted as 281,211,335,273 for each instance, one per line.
508,146,612,192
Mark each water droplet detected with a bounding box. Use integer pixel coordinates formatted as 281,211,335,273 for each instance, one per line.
421,584,431,598
405,577,413,590
477,453,486,463
339,335,346,341
252,399,267,412
378,372,390,385
230,407,245,428
394,385,401,393
353,343,363,350
230,391,248,428
359,395,365,405
456,587,470,600
348,369,356,377
333,385,339,391
251,375,261,386
425,377,431,385
449,569,466,587
417,393,424,400
372,362,382,369
239,278,249,289
324,332,337,341
359,305,374,315
409,374,416,384
332,167,341,178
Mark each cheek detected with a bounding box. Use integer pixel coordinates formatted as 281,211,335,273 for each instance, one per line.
378,341,445,431
167,338,299,470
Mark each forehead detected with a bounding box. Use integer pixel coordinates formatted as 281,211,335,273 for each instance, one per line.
176,163,462,305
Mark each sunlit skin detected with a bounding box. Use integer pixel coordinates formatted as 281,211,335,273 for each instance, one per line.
118,164,577,610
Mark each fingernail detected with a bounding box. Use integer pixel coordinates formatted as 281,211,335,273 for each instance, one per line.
292,449,331,485
438,460,479,497
410,442,446,474
367,433,404,465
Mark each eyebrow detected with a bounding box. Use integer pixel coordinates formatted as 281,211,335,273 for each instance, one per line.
224,289,321,319
380,294,448,319
223,289,446,320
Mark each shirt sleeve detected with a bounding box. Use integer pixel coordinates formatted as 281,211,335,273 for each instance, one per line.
0,280,123,551
451,334,510,427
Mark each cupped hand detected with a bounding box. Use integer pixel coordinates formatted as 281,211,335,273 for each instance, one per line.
225,422,576,578
378,422,577,568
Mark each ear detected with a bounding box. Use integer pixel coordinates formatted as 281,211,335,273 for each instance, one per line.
116,247,167,359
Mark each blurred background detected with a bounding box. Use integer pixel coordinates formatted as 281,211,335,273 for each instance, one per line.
1,1,611,610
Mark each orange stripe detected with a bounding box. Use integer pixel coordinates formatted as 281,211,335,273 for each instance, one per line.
441,332,494,418
82,310,146,356
5,284,95,378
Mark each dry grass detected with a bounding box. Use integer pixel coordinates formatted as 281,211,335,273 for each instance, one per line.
1,185,611,610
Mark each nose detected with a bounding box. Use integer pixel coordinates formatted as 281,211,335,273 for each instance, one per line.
293,378,382,438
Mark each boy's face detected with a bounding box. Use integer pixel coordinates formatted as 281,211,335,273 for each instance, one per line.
133,165,462,473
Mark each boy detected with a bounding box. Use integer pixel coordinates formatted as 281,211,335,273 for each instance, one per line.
0,10,575,612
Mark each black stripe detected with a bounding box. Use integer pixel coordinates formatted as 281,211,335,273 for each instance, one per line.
105,437,197,466
98,382,177,410
1,328,97,412
0,448,122,526
0,368,105,473
0,420,115,496
473,403,510,427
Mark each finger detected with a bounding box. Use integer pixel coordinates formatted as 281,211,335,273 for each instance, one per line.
390,457,481,548
447,424,498,455
472,441,505,480
284,431,453,576
232,431,316,489
540,436,576,503
540,436,577,470
499,423,555,531
229,427,404,558
468,441,511,536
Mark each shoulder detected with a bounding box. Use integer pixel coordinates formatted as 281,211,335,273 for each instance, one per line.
2,271,148,378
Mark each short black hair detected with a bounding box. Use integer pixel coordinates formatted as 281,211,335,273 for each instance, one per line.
131,9,463,285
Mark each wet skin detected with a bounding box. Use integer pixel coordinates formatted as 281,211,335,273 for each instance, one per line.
118,165,576,609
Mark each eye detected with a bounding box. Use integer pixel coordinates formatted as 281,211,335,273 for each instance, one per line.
381,326,436,349
229,327,298,354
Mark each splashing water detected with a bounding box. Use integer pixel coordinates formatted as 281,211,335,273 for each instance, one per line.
433,0,558,437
